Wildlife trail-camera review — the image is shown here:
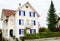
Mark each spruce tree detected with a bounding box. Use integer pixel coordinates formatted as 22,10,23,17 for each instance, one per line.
47,1,58,32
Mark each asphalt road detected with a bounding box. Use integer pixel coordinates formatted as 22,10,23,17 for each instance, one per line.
40,39,60,41
39,38,60,41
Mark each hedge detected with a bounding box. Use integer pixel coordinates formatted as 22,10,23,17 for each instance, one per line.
40,32,60,38
25,32,60,39
25,33,40,39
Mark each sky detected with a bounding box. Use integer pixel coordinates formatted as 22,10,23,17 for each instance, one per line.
0,0,60,29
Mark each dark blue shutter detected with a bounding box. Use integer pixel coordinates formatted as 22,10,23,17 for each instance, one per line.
34,29,36,33
24,11,25,16
19,19,21,25
19,29,21,34
34,20,36,25
34,12,35,17
30,29,32,34
29,12,31,17
19,11,21,16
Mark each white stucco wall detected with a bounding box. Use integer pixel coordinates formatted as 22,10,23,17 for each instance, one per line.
15,3,39,38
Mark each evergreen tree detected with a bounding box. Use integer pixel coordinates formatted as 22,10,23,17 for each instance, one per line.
47,1,58,32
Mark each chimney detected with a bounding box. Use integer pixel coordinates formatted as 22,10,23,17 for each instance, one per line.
18,3,21,10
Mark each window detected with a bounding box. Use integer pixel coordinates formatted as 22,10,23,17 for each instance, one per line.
10,19,14,25
19,10,26,16
26,20,29,25
34,20,36,26
29,12,31,17
19,29,25,34
19,19,24,25
31,20,36,26
19,11,21,16
33,29,36,33
21,19,24,25
30,29,36,34
30,29,32,34
19,19,21,25
33,12,35,17
24,11,25,16
26,6,28,8
29,12,35,17
31,20,34,25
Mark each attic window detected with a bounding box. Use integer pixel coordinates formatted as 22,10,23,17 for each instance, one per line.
26,5,28,8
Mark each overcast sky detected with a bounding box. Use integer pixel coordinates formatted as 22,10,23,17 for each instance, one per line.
0,0,60,29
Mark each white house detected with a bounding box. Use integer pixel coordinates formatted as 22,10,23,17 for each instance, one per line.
1,2,40,40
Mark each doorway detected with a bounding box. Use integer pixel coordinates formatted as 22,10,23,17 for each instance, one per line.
10,29,13,37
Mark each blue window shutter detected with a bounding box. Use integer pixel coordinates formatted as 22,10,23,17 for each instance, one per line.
30,29,32,34
19,19,21,25
34,12,35,17
29,12,31,17
34,20,36,25
24,11,25,16
19,29,21,34
34,29,36,33
19,11,21,15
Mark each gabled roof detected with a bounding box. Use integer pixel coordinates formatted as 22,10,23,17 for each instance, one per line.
1,1,40,20
2,9,16,16
18,2,40,17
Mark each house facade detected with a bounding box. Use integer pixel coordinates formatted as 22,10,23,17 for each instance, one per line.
1,2,40,40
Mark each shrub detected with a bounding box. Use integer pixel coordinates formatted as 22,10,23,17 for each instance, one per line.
25,32,60,39
39,28,46,32
25,33,40,39
44,28,51,32
39,32,60,38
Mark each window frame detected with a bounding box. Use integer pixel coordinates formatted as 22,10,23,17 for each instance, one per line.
19,10,26,16
30,29,36,34
29,12,35,17
19,19,24,25
26,20,29,25
19,29,25,35
31,20,36,26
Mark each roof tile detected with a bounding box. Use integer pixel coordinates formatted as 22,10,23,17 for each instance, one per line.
2,9,16,16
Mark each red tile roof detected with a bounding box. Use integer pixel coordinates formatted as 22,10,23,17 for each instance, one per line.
2,9,16,16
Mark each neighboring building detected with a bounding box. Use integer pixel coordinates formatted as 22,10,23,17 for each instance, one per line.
1,2,40,40
57,17,60,30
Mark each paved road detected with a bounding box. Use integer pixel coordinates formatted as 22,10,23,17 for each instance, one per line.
39,38,60,41
41,39,60,41
39,39,60,41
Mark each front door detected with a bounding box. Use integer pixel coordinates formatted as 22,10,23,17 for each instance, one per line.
10,29,13,37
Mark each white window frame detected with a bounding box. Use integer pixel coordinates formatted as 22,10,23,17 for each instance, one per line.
21,29,25,34
21,19,24,25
